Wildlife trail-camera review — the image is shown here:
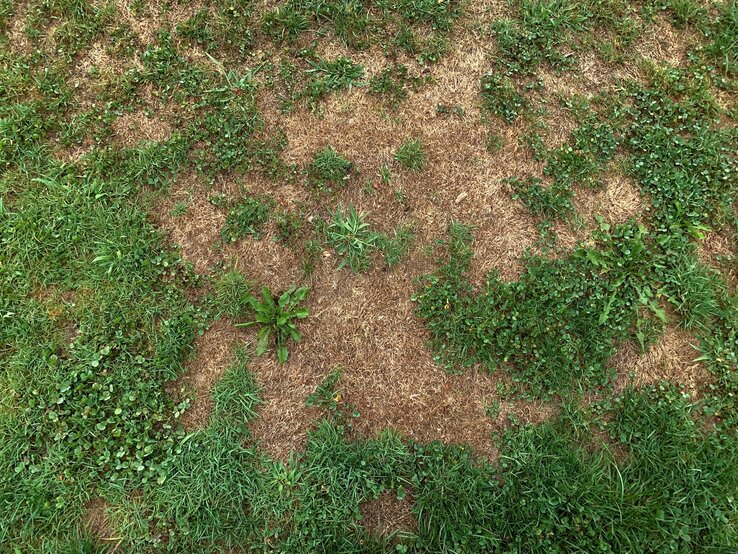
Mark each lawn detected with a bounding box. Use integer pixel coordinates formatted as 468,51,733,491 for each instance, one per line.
1,0,737,552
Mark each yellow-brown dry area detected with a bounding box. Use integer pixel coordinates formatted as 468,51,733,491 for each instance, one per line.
155,173,228,275
84,498,113,543
171,320,248,430
700,228,738,293
360,491,418,539
609,326,711,398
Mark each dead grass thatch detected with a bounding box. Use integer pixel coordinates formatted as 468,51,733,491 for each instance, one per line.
609,326,710,397
360,490,418,538
172,319,246,430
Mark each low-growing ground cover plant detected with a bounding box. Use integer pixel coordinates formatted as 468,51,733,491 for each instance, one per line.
414,220,665,397
221,193,274,241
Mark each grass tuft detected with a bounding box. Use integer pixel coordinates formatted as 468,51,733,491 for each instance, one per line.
393,138,426,171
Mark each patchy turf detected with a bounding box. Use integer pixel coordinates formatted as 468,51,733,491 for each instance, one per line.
2,0,738,551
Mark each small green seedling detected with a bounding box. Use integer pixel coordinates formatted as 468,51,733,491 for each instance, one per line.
481,73,526,122
236,285,309,364
171,201,188,216
382,224,415,267
379,163,392,184
485,400,501,419
306,368,343,412
485,133,503,152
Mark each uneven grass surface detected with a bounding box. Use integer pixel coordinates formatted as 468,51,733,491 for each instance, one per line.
1,0,737,552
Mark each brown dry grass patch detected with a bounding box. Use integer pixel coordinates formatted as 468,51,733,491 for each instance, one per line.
360,491,417,538
238,8,655,459
5,3,33,54
173,320,246,430
245,249,556,462
699,229,737,292
609,326,710,397
53,40,145,160
247,354,324,460
267,47,542,281
226,235,304,295
84,498,113,541
145,2,664,460
635,15,702,67
219,170,307,291
112,110,173,147
553,171,644,250
154,173,226,274
114,0,168,46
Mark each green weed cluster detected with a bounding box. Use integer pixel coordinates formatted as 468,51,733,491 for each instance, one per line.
482,0,638,121
16,377,735,552
175,2,257,58
424,59,737,401
324,205,415,272
221,193,275,242
393,139,426,171
236,285,310,364
415,221,663,397
308,146,353,192
325,205,383,272
369,64,428,108
507,114,620,227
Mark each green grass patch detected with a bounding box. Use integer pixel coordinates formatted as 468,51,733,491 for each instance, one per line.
414,220,665,397
393,138,426,171
308,146,353,192
221,193,275,242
